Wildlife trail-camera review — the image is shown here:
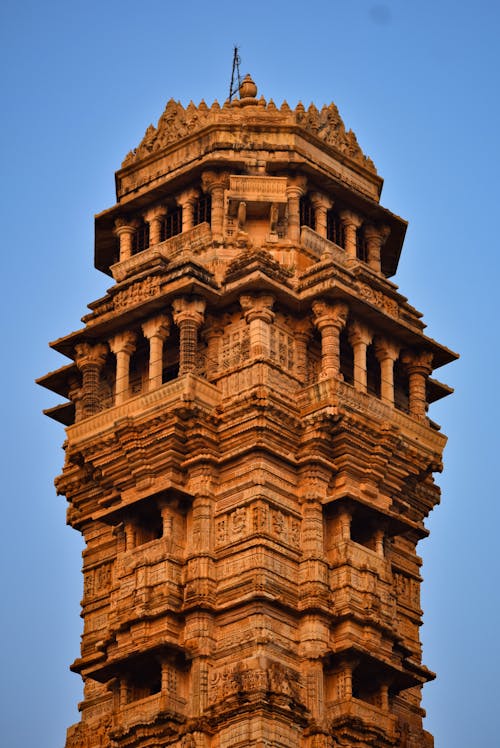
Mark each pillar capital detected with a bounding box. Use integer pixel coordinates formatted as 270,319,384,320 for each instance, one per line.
312,300,349,331
363,223,390,243
176,188,200,208
142,314,170,341
295,318,314,340
239,294,275,324
309,191,333,211
348,320,372,348
172,297,206,327
286,175,307,199
374,337,400,362
201,170,230,194
339,209,363,229
74,342,108,370
401,349,433,375
113,217,138,237
108,330,137,356
143,205,167,224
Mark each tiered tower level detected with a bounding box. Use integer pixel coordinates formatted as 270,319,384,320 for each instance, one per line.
39,75,457,748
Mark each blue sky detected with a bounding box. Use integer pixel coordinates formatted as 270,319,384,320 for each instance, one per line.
1,1,498,746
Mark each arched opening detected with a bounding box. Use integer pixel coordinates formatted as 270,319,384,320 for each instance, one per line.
356,224,368,262
132,220,150,254
394,358,410,413
194,193,211,226
366,343,381,397
327,208,345,248
300,195,315,230
340,328,354,384
160,206,183,241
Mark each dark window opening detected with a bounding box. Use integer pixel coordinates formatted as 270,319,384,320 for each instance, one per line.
300,195,315,230
162,363,179,383
133,501,163,547
394,359,410,413
327,209,345,247
124,657,162,703
132,221,150,254
340,329,354,384
160,206,183,242
194,194,211,226
352,667,380,707
356,225,368,262
350,515,376,551
366,344,381,398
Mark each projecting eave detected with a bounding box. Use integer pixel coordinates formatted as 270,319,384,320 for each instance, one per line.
36,362,78,396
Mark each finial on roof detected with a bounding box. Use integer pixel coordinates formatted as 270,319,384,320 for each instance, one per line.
239,73,258,103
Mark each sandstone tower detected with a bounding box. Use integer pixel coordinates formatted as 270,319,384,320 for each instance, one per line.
39,75,456,748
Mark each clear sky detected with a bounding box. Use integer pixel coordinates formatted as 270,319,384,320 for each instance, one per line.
1,1,498,746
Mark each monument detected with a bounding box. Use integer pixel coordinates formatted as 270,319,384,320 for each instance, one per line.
38,74,456,748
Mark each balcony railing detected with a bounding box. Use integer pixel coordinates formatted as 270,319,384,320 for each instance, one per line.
328,698,398,739
300,226,349,265
299,378,446,452
110,222,212,282
67,373,220,445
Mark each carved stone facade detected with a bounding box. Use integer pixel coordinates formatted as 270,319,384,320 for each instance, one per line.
39,75,457,748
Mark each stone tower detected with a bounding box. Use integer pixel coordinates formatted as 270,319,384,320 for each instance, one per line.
39,75,456,748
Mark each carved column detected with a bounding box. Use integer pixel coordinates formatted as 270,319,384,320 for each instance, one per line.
201,171,229,241
74,342,108,417
348,321,373,392
172,297,206,375
312,300,349,379
108,331,137,405
374,338,400,405
364,224,390,273
113,218,137,262
177,188,199,233
310,192,332,239
337,506,352,542
295,319,313,384
286,176,307,242
240,294,275,358
143,205,167,247
141,314,170,391
203,316,224,381
401,350,433,419
339,210,362,260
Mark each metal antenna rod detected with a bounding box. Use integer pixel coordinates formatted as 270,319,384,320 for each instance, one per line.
229,46,242,102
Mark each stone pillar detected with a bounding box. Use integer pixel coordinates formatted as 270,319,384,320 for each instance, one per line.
401,350,433,419
338,506,352,542
339,210,362,260
295,319,313,384
374,338,400,405
74,342,108,417
203,316,224,380
177,188,199,232
108,331,137,405
143,205,166,247
286,176,307,242
239,294,275,358
348,321,373,392
172,297,206,375
374,527,385,557
312,300,349,379
141,314,170,391
364,224,390,273
201,171,229,241
310,192,332,239
113,218,137,262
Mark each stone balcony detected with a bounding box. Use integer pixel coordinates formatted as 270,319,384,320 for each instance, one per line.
300,225,350,265
66,374,220,447
327,698,398,742
298,377,446,455
110,222,212,282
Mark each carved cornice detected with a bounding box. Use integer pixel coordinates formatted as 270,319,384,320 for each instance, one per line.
121,98,377,174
